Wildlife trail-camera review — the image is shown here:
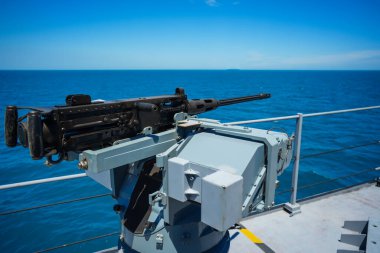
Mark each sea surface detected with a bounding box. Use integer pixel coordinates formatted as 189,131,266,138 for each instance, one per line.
0,70,379,252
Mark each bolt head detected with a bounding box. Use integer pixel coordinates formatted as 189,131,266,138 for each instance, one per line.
78,159,88,170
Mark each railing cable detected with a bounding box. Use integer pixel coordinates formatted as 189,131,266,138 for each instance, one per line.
277,167,380,195
0,193,111,216
300,140,380,159
0,173,87,190
35,232,119,253
0,142,378,216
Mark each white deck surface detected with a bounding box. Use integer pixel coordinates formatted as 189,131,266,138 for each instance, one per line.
231,183,380,253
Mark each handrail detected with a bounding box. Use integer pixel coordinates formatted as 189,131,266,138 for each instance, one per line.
0,105,379,215
1,105,378,191
0,105,379,251
228,104,380,215
0,141,378,216
227,105,380,125
0,173,86,190
303,105,380,118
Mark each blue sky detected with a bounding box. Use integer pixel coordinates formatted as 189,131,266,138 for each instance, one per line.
1,0,380,70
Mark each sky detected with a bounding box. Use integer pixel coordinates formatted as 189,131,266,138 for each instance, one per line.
0,0,380,70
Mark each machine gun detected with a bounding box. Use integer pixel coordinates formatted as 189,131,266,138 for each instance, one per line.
5,88,270,164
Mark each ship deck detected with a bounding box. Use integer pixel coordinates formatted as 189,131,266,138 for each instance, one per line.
230,182,380,253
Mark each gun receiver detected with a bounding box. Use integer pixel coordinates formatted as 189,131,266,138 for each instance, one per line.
5,88,270,164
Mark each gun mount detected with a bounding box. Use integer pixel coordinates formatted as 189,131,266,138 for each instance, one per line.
5,88,270,164
4,88,293,253
80,115,293,253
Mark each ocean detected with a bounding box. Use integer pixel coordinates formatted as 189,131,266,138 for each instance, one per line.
0,70,379,252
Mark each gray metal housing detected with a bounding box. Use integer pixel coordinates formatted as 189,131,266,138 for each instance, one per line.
81,115,292,253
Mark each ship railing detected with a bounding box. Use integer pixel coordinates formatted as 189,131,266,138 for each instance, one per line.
0,105,380,251
228,105,380,215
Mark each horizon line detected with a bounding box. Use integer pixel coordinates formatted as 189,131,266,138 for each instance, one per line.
1,69,380,71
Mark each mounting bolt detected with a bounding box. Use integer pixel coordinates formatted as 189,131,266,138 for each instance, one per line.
156,233,164,244
78,159,88,170
113,204,123,213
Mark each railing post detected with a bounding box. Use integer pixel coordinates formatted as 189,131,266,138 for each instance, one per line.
284,113,303,216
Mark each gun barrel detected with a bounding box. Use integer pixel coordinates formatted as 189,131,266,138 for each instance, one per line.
219,93,271,106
